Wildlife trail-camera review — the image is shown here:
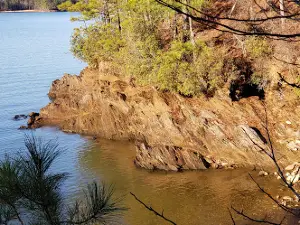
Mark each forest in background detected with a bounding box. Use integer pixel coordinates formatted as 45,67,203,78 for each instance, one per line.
0,0,71,11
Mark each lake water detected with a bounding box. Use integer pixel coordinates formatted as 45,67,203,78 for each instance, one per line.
0,12,288,225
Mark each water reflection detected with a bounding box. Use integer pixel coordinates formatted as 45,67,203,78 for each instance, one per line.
78,139,286,225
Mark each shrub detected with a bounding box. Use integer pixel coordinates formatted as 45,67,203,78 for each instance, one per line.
113,33,160,79
190,42,226,96
245,37,272,58
58,0,102,19
147,40,226,96
150,40,194,94
250,72,269,90
57,0,73,11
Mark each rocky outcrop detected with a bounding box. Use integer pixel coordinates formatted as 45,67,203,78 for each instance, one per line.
35,68,300,171
13,114,28,121
18,112,41,129
27,112,40,126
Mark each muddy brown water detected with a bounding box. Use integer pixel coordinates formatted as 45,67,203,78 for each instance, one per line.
77,139,293,225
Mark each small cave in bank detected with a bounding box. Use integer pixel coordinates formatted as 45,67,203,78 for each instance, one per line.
230,81,265,101
228,58,265,101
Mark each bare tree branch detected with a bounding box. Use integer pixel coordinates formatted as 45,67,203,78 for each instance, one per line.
233,103,300,223
155,0,300,39
130,192,177,225
228,208,236,225
241,104,300,200
273,56,300,68
278,72,300,88
248,174,298,216
231,206,286,225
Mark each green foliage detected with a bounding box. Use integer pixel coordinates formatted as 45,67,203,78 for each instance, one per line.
288,69,300,97
0,135,125,225
57,0,74,11
71,24,125,67
250,72,269,91
114,34,159,80
294,87,300,97
58,0,104,20
150,41,194,94
245,37,273,58
149,40,225,96
64,0,227,97
250,73,264,85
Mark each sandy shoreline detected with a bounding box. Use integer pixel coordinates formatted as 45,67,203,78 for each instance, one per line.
0,9,58,13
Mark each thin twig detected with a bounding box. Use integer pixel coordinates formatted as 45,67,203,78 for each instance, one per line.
232,206,286,225
233,103,300,224
155,0,300,39
228,208,236,225
241,106,300,200
273,56,300,68
278,72,300,88
130,192,177,225
249,173,297,216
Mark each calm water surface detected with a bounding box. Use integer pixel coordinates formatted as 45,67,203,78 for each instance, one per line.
0,12,287,225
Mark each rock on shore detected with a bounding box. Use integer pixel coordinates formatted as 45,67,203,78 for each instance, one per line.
34,68,300,171
18,112,40,129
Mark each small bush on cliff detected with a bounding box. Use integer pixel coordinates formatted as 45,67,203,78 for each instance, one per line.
0,135,125,225
113,33,160,80
150,40,194,94
245,37,273,59
191,42,226,96
147,40,226,96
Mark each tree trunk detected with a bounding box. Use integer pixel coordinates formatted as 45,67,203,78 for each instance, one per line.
103,0,110,24
182,0,195,45
279,0,285,27
117,8,122,33
189,16,195,46
182,0,189,42
173,13,178,39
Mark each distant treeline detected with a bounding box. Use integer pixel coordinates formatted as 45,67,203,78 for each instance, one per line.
0,0,73,11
